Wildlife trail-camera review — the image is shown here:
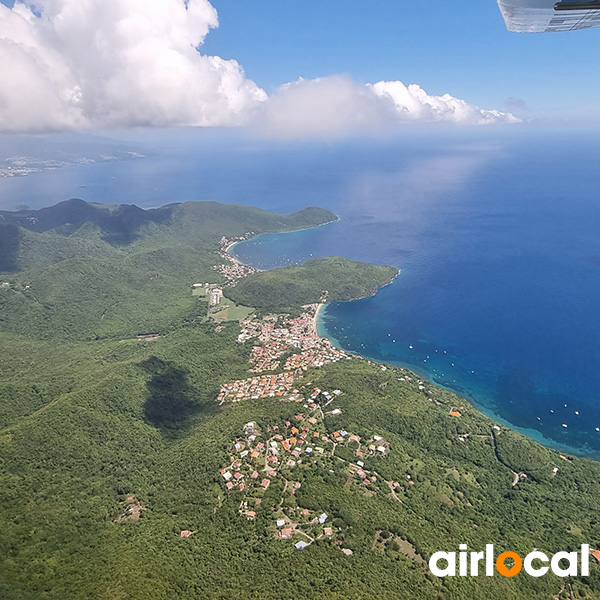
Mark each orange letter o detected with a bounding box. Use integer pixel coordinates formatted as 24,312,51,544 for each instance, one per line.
496,551,523,577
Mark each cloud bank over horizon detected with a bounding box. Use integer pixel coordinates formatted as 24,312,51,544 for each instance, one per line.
0,0,519,136
254,76,520,138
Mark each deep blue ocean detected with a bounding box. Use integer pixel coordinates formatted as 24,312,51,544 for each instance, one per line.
1,128,599,456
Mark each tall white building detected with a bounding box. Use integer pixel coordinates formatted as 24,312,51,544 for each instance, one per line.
498,0,600,32
209,288,223,307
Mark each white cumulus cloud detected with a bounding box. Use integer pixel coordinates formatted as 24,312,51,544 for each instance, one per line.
370,80,520,125
0,0,266,132
0,1,519,135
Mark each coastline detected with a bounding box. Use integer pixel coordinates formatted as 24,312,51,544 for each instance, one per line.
225,220,595,460
227,217,339,264
317,300,599,460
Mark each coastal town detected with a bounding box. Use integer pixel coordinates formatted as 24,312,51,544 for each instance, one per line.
217,306,348,403
213,234,258,285
210,237,404,551
210,236,350,404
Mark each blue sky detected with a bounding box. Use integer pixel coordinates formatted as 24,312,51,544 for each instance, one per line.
202,0,598,121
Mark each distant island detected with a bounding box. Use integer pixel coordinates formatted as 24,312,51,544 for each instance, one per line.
1,199,600,599
0,132,146,178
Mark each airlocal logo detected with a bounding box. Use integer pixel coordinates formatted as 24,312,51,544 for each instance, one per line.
429,544,590,578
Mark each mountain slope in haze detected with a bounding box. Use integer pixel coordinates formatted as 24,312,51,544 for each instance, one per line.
0,198,337,267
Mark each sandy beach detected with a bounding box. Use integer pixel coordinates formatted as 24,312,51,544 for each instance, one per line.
224,240,240,254
311,302,325,337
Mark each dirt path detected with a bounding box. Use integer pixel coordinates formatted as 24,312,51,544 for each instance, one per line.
491,430,520,487
386,481,402,502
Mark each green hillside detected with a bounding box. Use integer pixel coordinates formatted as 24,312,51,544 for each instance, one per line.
3,326,600,599
0,248,217,340
1,200,600,600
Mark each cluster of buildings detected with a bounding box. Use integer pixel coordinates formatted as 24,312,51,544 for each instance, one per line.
248,341,289,373
349,462,379,487
192,283,225,318
218,306,350,404
217,386,396,553
277,311,348,369
192,283,224,308
282,345,347,371
237,318,278,344
239,312,319,347
365,435,391,457
222,306,350,403
208,239,352,396
218,404,342,547
217,372,299,404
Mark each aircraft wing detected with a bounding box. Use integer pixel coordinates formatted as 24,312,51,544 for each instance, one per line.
498,0,600,32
